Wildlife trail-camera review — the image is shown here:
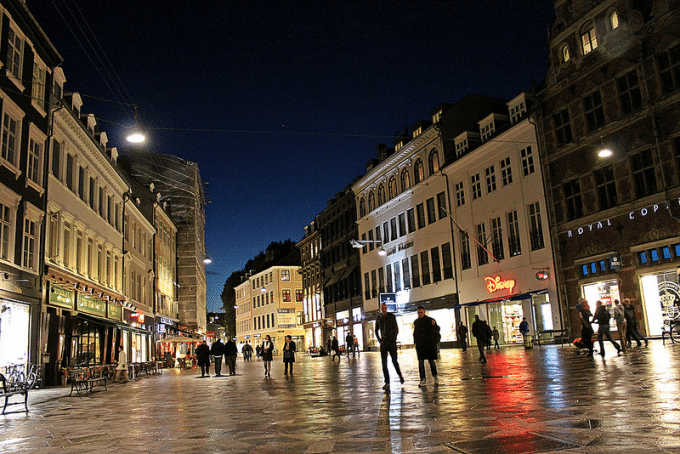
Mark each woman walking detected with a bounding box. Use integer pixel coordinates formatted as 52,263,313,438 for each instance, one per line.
261,335,274,377
282,335,296,375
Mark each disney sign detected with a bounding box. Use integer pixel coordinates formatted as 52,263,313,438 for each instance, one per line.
485,276,516,294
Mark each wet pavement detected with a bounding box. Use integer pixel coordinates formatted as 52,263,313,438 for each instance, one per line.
2,341,680,453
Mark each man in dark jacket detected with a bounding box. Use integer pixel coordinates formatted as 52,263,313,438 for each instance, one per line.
471,315,488,363
346,332,354,357
592,300,622,357
413,306,440,387
224,338,238,375
210,339,225,376
457,321,468,352
195,340,211,377
376,302,404,392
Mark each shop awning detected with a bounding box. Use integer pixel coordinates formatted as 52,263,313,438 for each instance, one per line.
457,289,549,308
157,336,201,344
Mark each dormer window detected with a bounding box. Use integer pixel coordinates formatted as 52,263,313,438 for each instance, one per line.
581,23,598,55
412,127,422,138
481,122,495,141
395,141,403,151
432,110,442,124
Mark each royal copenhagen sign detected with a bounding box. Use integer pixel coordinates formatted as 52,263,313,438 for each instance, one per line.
567,200,675,238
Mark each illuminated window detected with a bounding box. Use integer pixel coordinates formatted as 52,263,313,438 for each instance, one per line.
582,264,589,275
296,289,303,302
27,137,42,186
359,198,366,217
561,44,570,63
609,11,619,29
581,24,598,55
388,177,398,199
429,149,440,174
368,192,375,211
651,249,660,262
281,270,290,281
401,168,411,191
378,184,386,205
0,201,13,260
414,159,424,184
663,246,671,259
282,289,291,302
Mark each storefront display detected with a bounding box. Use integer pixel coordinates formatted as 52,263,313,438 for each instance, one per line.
640,271,677,337
0,300,30,367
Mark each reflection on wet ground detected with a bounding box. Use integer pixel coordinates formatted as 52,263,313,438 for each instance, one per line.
2,342,680,453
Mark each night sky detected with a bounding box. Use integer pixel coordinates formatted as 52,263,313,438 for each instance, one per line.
28,0,556,312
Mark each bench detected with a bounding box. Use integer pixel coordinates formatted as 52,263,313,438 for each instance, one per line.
661,319,680,345
1,365,39,414
68,367,107,396
535,329,571,347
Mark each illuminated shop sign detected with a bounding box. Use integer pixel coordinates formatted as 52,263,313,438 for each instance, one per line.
567,201,675,238
131,312,145,323
49,285,74,309
485,276,516,294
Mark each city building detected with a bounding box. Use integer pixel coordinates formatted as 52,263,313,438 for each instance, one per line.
318,185,363,350
352,95,507,350
444,92,561,346
152,194,179,351
297,219,327,351
538,0,680,338
0,0,61,370
124,153,208,335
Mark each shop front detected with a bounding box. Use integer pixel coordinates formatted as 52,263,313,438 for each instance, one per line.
124,309,155,362
639,270,677,337
0,299,31,367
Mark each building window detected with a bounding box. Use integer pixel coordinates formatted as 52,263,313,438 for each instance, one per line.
51,140,61,179
436,192,447,220
609,11,619,29
378,184,386,205
410,254,420,288
561,44,570,63
282,289,291,302
528,202,545,251
78,166,86,201
32,62,46,108
27,138,42,186
386,264,393,292
0,202,12,261
426,198,436,224
401,169,411,191
1,112,20,167
382,221,389,244
491,217,504,261
296,289,303,302
402,258,411,289
563,178,584,220
281,269,290,281
398,213,406,237
553,109,573,145
406,208,416,233
431,247,442,282
378,267,385,293
6,27,23,80
368,230,374,251
507,210,521,256
460,232,471,270
22,219,37,270
416,203,426,229
657,45,680,94
390,217,397,241
583,90,605,131
420,251,431,285
471,173,482,200
368,192,375,211
455,182,465,206
359,198,366,217
414,159,424,184
371,270,377,298
630,148,657,198
441,243,453,279
581,24,598,55
429,149,440,175
617,70,642,114
393,262,401,292
477,223,488,266
364,273,370,300
388,177,398,199
485,165,497,193
500,157,513,185
521,146,535,176
594,165,618,210
89,177,95,208
63,223,71,269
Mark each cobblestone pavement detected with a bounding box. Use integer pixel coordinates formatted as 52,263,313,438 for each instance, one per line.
2,341,680,453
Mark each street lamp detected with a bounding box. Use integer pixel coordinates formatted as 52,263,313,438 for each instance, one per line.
126,105,146,143
203,255,212,265
598,148,613,158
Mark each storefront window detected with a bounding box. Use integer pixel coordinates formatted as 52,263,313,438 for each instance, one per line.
0,301,29,367
640,271,676,337
466,305,485,346
428,309,456,342
582,279,620,332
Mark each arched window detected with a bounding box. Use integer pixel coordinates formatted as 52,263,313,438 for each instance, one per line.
401,168,411,191
429,149,440,175
388,177,398,199
368,191,375,211
414,159,424,184
581,23,598,55
359,198,366,217
561,44,570,63
378,184,386,205
609,11,619,30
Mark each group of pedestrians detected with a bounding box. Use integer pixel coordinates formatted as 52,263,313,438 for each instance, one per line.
195,338,239,377
576,298,648,357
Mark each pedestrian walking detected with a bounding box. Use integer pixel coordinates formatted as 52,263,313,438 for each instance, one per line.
326,337,332,357
471,315,488,363
623,299,648,347
346,332,354,358
492,326,500,349
413,306,440,387
114,345,128,382
261,335,274,376
485,321,493,350
591,300,622,357
331,336,341,362
210,338,225,376
457,321,468,352
256,344,262,359
613,299,627,352
575,299,594,356
225,338,238,375
196,340,211,377
241,343,249,361
376,302,404,392
282,335,296,375
353,335,360,357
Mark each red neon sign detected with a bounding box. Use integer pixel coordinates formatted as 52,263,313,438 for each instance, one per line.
485,276,516,294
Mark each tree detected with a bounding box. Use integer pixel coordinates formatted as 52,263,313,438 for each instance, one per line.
220,271,244,338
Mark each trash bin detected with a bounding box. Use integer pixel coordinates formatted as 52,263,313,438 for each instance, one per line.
523,334,533,349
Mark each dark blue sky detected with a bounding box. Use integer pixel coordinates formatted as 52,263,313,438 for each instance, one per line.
29,0,556,312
